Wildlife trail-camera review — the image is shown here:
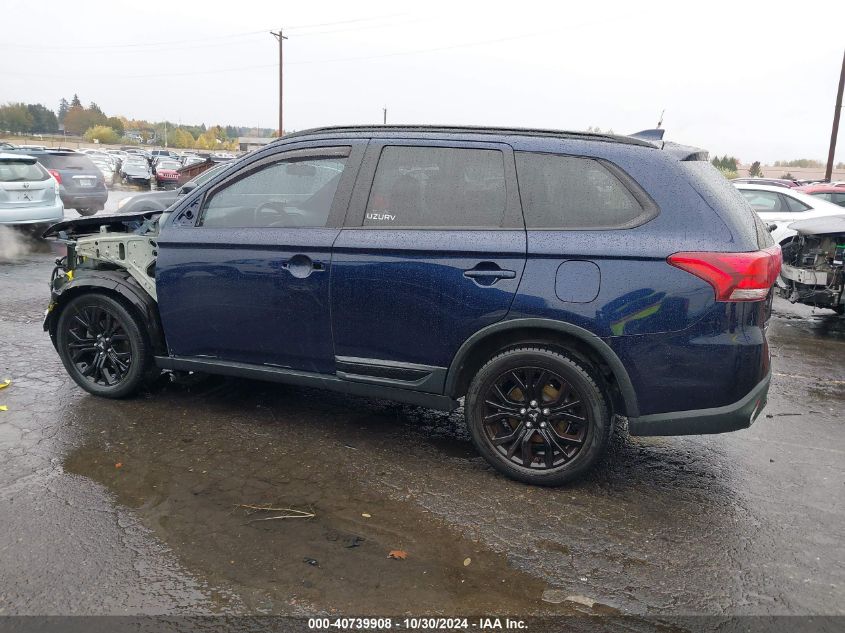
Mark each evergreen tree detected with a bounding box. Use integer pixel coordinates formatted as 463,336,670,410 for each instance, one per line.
57,98,69,124
70,94,82,108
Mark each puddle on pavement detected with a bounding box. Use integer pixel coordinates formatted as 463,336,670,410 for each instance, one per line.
63,379,572,615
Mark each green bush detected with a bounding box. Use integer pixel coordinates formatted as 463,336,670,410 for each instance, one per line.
83,125,120,144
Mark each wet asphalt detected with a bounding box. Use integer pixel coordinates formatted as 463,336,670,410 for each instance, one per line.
0,215,843,617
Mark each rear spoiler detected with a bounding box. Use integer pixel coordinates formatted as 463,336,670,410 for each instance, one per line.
628,128,710,161
629,129,708,161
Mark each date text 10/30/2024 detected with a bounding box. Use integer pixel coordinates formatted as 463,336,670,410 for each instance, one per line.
308,618,528,630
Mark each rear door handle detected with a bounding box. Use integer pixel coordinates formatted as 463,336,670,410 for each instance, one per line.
463,263,517,286
463,268,516,280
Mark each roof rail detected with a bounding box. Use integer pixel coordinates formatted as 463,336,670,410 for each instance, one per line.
279,125,656,148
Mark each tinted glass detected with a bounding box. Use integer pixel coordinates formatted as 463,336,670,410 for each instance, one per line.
37,153,98,171
784,195,811,212
810,192,833,202
516,152,645,229
0,160,49,182
364,146,506,228
833,193,845,207
201,156,347,229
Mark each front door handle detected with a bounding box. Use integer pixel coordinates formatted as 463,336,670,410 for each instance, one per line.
282,254,325,278
463,263,517,286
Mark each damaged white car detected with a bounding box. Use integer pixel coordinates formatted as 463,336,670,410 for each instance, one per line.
780,215,845,315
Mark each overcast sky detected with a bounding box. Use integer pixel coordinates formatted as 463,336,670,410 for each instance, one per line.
1,0,842,164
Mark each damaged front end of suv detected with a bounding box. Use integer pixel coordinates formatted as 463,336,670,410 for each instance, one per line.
780,215,845,315
41,211,167,352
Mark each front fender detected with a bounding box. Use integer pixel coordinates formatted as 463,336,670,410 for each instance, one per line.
44,268,166,354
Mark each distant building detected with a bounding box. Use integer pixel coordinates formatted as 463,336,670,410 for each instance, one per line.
238,137,273,152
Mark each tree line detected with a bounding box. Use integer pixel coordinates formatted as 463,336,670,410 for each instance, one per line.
0,94,275,151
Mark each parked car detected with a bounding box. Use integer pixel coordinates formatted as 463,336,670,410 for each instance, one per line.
779,215,845,314
153,159,181,188
117,161,229,213
732,177,800,188
7,148,106,216
120,157,152,186
89,156,116,185
41,125,779,486
0,153,63,227
796,184,845,208
734,183,845,245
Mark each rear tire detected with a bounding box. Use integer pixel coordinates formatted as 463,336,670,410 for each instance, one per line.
465,347,612,486
56,293,152,398
76,207,97,216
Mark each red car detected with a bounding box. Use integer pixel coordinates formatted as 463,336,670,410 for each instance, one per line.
154,159,182,188
796,184,845,208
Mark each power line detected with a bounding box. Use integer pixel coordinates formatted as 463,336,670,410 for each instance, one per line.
0,30,267,51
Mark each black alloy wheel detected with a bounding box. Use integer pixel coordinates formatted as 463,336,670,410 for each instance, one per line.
482,366,588,469
465,347,612,486
64,304,132,387
56,294,152,398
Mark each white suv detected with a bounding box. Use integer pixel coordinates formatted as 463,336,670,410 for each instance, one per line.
0,153,63,227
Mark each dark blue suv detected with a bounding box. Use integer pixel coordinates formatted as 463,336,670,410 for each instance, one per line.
43,126,780,485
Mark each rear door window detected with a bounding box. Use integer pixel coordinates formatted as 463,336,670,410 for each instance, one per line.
740,190,787,212
363,146,507,228
515,152,653,229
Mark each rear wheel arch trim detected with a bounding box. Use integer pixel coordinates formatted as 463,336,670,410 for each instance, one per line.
46,272,166,354
445,318,639,417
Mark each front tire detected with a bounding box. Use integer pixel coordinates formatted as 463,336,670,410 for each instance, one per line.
56,293,152,398
465,347,612,486
76,207,97,216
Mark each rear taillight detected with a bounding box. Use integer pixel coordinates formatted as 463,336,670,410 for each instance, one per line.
48,169,62,185
668,245,782,302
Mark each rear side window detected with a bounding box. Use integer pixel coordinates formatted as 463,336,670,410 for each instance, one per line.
0,160,49,182
515,152,652,229
364,146,506,228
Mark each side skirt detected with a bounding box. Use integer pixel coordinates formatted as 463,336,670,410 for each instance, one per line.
154,356,459,412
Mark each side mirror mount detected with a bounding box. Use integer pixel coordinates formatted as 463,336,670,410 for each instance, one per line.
767,223,778,233
179,181,198,196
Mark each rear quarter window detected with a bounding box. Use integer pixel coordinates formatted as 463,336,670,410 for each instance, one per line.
515,152,656,229
680,162,768,248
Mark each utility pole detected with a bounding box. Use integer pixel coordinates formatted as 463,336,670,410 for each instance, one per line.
164,120,168,148
383,106,387,125
656,109,665,129
825,49,845,182
270,28,288,137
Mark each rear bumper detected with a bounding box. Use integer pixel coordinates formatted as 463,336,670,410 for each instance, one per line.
628,371,770,436
0,201,64,225
60,190,108,209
